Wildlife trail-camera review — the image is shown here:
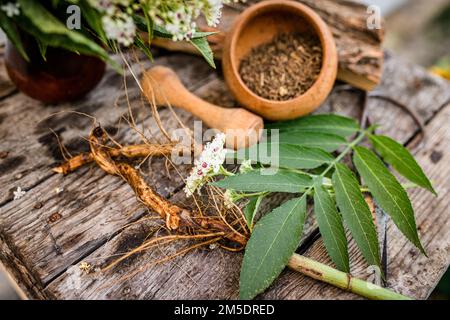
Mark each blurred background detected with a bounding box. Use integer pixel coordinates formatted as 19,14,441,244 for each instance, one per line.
0,0,449,300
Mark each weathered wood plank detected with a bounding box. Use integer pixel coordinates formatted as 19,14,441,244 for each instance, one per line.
0,53,213,205
0,52,216,284
153,0,385,91
44,55,450,299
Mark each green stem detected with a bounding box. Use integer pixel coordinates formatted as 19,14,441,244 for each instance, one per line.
238,191,269,198
360,182,419,193
291,129,370,199
288,254,412,300
288,168,317,178
218,166,235,177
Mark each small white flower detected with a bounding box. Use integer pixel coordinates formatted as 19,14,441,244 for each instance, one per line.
202,0,224,27
223,189,235,209
1,2,20,17
89,0,115,15
13,187,26,200
79,261,91,274
102,12,136,46
184,133,227,197
55,187,64,194
239,159,253,174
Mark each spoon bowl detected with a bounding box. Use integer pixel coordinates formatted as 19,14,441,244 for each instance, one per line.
222,0,338,121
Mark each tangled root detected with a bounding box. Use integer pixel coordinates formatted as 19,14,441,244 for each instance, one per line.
89,126,248,247
53,143,177,174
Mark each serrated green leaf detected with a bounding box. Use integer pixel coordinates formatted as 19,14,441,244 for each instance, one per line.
189,36,215,68
369,135,436,194
240,196,307,300
266,114,359,138
353,146,426,254
237,143,334,170
332,163,381,270
276,132,347,152
244,195,264,230
314,181,350,272
0,11,29,61
212,169,312,193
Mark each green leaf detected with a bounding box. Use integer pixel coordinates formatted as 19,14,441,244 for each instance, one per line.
0,11,29,61
189,36,216,68
212,169,312,193
276,132,347,152
243,195,264,230
332,163,381,270
191,31,218,39
134,34,153,62
266,114,360,138
151,24,173,38
353,146,426,254
79,0,108,44
237,143,334,170
36,38,48,61
313,181,350,272
240,196,307,300
17,0,111,63
369,135,436,194
149,23,217,39
141,2,154,46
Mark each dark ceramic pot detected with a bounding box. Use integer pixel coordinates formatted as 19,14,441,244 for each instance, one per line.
5,34,106,104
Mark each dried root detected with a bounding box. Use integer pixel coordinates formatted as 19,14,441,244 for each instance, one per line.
53,143,177,174
89,126,248,247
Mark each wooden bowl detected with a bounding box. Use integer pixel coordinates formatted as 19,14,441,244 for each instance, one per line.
222,0,338,121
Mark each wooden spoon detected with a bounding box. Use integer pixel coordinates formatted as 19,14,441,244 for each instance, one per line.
141,66,263,149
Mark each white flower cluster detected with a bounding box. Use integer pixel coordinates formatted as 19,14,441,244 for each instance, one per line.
88,0,237,45
147,0,240,41
184,133,227,197
102,12,136,46
88,0,137,46
1,2,20,17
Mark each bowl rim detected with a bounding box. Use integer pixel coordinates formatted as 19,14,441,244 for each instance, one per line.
227,0,336,107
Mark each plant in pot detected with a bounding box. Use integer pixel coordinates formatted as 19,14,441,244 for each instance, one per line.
0,0,223,103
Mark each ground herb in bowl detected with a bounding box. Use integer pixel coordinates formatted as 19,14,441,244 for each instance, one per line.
239,32,323,101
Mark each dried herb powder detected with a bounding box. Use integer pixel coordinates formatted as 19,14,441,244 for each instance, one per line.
239,32,323,101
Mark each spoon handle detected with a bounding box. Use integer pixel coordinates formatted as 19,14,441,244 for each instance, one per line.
141,66,263,149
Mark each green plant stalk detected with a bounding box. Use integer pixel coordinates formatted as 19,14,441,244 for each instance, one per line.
287,253,412,300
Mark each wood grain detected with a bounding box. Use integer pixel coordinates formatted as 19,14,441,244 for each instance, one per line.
0,51,216,287
12,54,444,300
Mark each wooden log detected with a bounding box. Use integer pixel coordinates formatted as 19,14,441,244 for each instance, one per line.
152,0,385,91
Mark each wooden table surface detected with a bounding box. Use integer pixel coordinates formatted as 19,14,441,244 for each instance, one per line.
0,39,449,299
